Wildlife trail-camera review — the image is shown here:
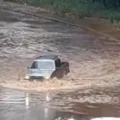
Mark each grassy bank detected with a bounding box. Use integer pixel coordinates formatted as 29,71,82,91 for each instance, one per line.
4,0,120,23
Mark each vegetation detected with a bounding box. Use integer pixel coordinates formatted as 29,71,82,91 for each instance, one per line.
4,0,120,23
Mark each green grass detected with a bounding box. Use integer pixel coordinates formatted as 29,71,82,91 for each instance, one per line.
7,0,120,23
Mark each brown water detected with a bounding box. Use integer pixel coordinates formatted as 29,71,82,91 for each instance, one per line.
0,88,91,120
0,4,120,118
1,9,120,85
0,88,120,120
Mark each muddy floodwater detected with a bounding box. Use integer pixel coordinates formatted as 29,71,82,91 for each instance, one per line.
1,8,120,91
0,2,120,119
0,88,120,120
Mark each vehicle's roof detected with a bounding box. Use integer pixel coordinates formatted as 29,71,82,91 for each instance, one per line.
36,55,59,60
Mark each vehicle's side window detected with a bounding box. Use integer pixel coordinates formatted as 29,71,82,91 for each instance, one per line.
31,61,38,69
55,59,61,68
